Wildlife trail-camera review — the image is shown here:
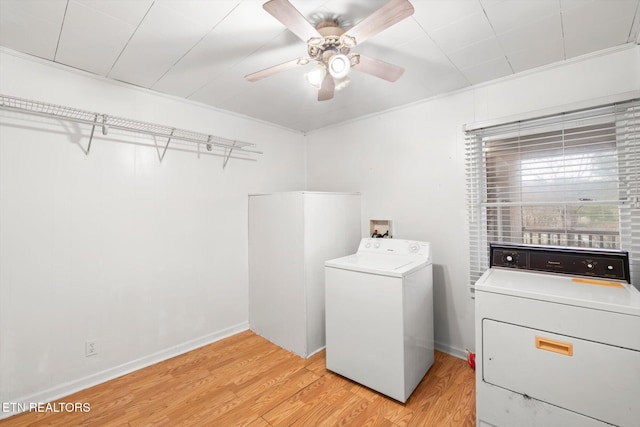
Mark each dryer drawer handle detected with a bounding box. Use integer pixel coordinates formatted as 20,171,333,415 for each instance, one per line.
535,336,573,356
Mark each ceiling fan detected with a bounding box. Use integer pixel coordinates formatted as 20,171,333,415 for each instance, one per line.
245,0,415,101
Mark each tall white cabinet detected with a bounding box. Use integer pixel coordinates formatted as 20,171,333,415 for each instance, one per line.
248,192,361,358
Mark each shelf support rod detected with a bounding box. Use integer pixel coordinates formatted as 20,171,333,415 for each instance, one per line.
159,128,175,162
86,113,99,155
223,140,237,170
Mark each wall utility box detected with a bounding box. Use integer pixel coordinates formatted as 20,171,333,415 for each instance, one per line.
370,219,392,238
248,191,361,358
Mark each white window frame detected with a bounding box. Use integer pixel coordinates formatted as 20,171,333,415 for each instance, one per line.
465,99,640,295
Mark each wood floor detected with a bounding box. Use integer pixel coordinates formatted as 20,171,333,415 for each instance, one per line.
2,331,475,426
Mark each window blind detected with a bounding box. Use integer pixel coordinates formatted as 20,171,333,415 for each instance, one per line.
465,99,640,295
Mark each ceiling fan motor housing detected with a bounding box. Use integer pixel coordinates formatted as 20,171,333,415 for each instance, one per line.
308,20,353,61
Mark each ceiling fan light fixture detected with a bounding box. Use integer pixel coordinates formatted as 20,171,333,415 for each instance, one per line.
305,63,327,88
328,53,350,79
334,76,351,91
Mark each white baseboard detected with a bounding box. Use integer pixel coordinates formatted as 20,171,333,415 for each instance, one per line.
305,345,325,359
435,341,468,361
0,322,249,420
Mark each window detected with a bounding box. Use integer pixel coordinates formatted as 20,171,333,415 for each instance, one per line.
465,100,640,294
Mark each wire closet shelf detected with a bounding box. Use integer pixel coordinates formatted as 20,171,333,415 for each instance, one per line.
0,94,262,168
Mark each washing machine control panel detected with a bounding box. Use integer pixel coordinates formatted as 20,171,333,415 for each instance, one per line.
359,238,430,258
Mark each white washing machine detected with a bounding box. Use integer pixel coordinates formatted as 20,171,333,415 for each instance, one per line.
476,244,640,427
324,238,433,403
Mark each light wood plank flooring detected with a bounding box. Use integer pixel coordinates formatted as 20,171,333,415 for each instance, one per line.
2,330,475,426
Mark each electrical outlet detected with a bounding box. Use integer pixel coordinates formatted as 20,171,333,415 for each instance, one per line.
85,340,98,357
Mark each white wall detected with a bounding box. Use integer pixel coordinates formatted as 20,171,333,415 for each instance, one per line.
0,50,306,412
305,44,640,358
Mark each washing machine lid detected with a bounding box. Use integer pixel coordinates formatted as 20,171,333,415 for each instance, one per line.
325,253,428,278
476,268,640,317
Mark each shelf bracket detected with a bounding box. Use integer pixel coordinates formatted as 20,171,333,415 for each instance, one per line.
156,128,175,162
86,113,99,155
223,140,237,170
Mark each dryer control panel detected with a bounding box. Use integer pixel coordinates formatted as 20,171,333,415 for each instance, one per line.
490,243,630,283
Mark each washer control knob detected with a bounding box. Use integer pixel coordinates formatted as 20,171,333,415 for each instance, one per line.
607,265,614,271
587,263,594,270
409,243,419,253
374,241,381,248
365,242,371,248
506,255,513,262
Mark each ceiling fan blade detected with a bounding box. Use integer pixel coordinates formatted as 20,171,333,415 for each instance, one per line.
263,0,322,43
245,58,308,82
318,74,335,101
343,0,414,45
353,55,404,82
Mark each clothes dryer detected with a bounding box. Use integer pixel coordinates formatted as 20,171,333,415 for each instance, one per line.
475,244,640,427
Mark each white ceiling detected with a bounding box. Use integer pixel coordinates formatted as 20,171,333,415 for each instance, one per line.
1,0,639,132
